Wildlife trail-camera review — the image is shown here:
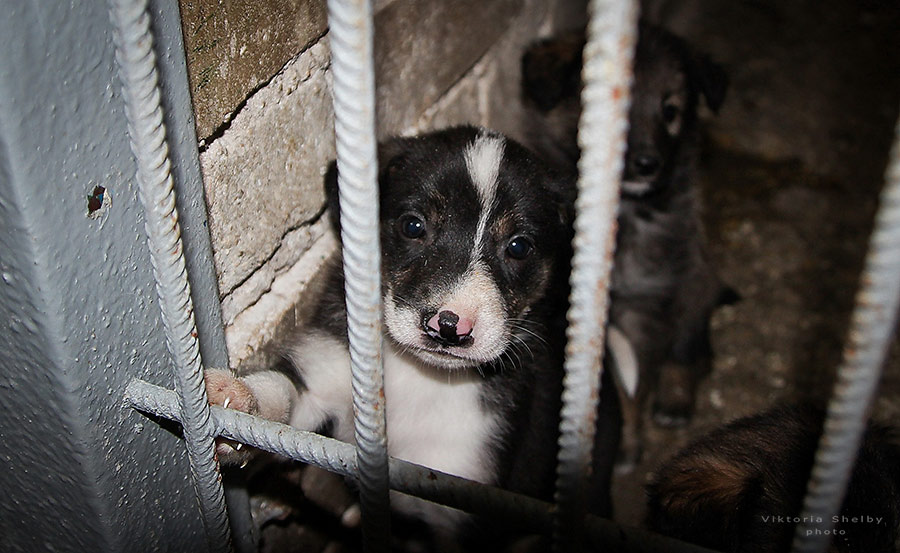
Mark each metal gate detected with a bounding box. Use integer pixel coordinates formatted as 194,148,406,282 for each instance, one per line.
1,1,898,552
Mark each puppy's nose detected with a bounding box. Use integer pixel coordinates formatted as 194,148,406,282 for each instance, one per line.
632,153,661,177
424,310,474,346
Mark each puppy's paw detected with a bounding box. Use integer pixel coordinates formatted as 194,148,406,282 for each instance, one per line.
204,369,259,465
615,430,643,474
652,363,697,428
205,369,259,415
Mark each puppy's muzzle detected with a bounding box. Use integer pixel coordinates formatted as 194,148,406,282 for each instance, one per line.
423,310,474,347
627,147,661,179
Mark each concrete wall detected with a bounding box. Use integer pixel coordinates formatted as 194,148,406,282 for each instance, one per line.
178,0,588,370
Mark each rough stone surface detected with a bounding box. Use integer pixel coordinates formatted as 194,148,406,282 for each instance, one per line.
411,0,587,139
226,227,338,370
412,64,484,133
373,0,523,136
178,0,328,140
200,40,334,297
220,216,330,326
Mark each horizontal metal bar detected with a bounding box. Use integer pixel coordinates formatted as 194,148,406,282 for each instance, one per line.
125,378,718,553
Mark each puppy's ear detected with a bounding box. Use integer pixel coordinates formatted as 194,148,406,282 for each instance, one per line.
376,136,414,176
521,32,585,112
376,136,416,205
544,171,578,228
324,137,414,236
324,159,341,236
689,53,728,113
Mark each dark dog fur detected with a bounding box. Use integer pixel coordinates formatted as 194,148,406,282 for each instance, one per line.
206,126,621,549
647,405,900,552
522,22,732,467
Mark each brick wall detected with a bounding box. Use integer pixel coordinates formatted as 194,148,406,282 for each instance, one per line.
178,0,588,369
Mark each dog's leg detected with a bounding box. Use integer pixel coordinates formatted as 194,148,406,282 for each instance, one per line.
204,361,349,465
609,308,670,470
653,313,712,427
606,326,642,473
653,262,723,427
653,303,715,427
653,360,706,428
204,368,297,465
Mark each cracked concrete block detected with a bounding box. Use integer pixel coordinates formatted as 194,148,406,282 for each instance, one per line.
413,62,485,132
179,0,328,140
220,216,329,326
413,0,578,142
226,229,338,369
200,40,335,297
374,0,523,136
482,0,577,142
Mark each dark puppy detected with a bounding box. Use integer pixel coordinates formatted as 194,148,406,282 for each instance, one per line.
522,22,732,467
206,126,621,548
647,405,900,552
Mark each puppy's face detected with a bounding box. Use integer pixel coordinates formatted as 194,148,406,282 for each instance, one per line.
375,127,571,370
623,26,727,197
622,34,693,197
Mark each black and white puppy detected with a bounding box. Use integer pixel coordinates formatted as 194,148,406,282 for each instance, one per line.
647,405,900,553
206,126,621,546
522,22,732,467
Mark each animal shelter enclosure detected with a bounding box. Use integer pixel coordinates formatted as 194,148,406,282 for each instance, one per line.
1,1,899,553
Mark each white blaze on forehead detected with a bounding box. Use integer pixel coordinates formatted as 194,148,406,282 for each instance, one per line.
464,133,505,251
464,132,505,205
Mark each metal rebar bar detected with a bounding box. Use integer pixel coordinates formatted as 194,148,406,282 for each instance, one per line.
125,378,720,553
554,0,638,551
790,115,900,552
324,1,390,551
108,1,232,550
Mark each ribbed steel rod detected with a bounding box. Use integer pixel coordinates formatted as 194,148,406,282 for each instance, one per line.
125,378,720,553
554,0,638,551
325,1,390,551
108,1,231,550
791,114,900,552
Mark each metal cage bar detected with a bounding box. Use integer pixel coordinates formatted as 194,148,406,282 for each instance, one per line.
126,378,721,553
111,0,897,550
791,114,900,552
554,0,638,550
325,0,391,551
108,0,232,550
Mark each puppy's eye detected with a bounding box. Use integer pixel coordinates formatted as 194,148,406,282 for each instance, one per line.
399,214,426,239
662,103,680,124
506,236,534,260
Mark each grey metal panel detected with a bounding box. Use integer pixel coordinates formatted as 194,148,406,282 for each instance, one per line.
0,2,207,551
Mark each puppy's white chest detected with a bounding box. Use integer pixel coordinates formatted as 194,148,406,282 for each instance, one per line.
293,334,500,486
382,345,500,486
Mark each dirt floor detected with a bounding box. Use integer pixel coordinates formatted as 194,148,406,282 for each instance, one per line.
611,0,900,527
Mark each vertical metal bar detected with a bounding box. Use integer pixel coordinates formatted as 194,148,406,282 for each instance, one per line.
554,0,638,551
146,1,258,550
791,114,900,553
108,0,232,550
326,1,391,551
